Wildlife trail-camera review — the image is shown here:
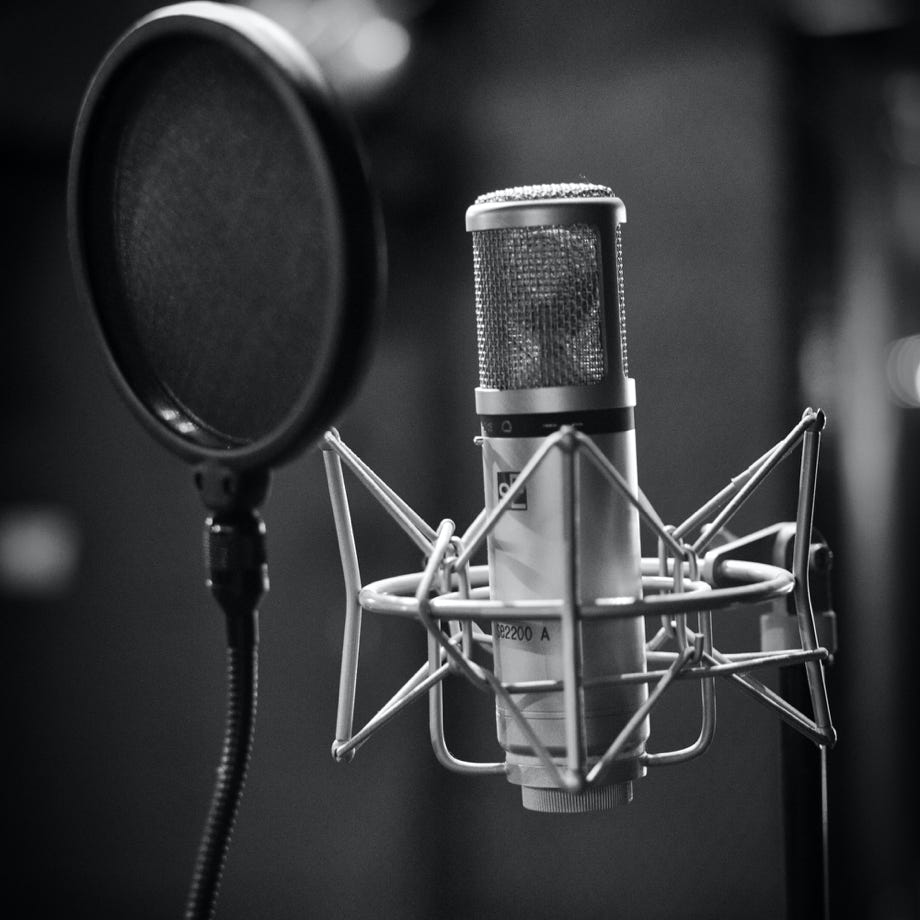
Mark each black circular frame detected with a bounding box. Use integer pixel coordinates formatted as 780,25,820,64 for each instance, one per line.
68,1,384,470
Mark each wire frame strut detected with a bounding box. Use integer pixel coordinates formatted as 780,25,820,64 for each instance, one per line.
321,409,836,798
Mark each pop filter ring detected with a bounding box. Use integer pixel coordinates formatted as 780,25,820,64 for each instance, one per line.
68,1,384,472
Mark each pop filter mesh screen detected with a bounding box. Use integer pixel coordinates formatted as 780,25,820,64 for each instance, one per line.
83,35,342,445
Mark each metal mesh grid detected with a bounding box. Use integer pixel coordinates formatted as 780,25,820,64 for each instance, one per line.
473,222,606,389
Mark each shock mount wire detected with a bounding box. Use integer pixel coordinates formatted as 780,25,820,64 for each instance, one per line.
321,408,836,786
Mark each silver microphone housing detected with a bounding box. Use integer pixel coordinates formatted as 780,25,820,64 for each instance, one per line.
466,183,648,812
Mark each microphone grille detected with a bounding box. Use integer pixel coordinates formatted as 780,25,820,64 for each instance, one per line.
471,183,626,390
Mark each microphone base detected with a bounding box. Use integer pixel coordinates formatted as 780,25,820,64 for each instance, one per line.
521,781,633,813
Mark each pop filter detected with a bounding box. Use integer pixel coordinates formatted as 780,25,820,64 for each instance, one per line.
67,5,384,917
68,1,383,472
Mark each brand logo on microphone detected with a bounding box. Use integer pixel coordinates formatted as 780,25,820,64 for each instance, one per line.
496,471,527,510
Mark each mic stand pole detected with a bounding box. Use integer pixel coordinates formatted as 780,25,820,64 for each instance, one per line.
713,520,836,920
752,524,836,920
775,535,836,920
185,464,270,920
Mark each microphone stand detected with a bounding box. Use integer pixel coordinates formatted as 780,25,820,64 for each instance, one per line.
710,520,836,920
773,532,836,920
185,464,270,920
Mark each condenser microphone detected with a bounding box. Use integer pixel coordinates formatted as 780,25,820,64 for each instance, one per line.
466,182,648,812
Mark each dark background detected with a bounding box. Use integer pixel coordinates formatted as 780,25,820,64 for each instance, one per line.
2,1,919,917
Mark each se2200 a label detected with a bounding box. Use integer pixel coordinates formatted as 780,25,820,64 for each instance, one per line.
495,623,551,642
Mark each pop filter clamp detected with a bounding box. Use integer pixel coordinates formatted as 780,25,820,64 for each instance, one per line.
67,4,384,918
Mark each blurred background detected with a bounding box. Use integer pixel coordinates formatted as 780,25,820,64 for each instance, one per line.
2,0,919,917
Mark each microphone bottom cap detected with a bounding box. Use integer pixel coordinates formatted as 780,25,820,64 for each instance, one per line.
521,781,633,813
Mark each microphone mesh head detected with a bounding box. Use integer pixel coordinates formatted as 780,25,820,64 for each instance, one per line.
471,183,626,390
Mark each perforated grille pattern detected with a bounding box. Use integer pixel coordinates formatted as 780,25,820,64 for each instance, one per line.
473,222,606,389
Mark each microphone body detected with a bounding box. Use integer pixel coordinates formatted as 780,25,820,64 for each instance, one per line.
467,184,648,811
